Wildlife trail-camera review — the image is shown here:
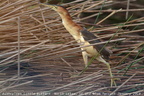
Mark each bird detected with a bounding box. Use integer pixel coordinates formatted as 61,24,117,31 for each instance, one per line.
40,3,116,86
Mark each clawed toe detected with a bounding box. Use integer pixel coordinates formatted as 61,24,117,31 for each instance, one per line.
111,78,120,87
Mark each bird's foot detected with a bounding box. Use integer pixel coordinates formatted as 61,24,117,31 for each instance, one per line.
111,77,120,87
70,72,82,78
70,74,79,78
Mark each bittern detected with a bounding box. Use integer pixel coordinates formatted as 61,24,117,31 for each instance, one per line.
40,3,116,86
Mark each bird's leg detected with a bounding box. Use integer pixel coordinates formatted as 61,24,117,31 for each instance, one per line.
97,56,116,87
82,51,88,67
71,51,88,77
76,51,89,76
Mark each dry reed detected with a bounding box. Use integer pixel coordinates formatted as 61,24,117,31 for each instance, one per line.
0,0,143,95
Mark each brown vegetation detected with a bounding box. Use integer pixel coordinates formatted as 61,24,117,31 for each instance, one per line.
0,0,144,95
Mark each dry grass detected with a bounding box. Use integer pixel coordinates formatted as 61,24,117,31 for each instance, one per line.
0,0,144,96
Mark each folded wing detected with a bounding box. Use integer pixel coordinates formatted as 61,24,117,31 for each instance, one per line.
80,28,112,59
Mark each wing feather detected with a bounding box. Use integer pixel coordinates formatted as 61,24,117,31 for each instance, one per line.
80,28,112,59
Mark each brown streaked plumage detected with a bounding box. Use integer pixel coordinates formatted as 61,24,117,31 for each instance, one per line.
40,3,116,86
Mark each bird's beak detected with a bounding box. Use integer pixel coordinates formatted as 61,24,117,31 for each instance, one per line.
39,3,57,11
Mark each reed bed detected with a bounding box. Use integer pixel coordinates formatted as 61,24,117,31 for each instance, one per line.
0,0,144,96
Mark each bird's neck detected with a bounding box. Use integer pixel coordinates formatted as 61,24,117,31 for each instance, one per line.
60,14,73,25
59,14,82,41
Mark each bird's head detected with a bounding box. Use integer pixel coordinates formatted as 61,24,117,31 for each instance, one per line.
40,3,68,16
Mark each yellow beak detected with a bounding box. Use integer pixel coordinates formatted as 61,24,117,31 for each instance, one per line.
39,3,58,11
